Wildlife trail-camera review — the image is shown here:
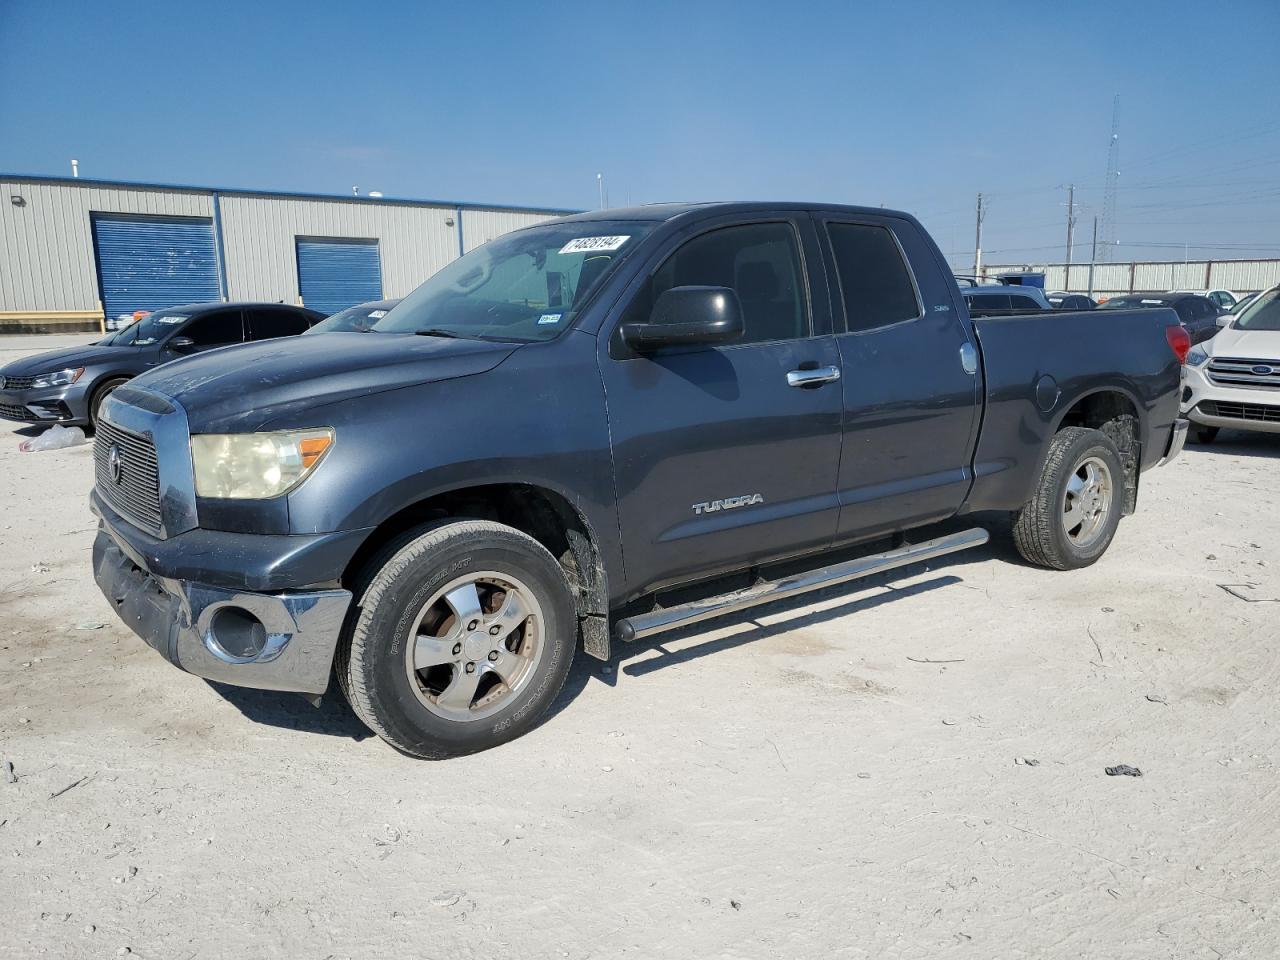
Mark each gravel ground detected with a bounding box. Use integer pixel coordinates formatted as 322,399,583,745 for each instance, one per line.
2,336,1278,959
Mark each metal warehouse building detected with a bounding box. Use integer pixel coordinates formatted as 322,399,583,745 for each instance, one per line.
0,174,575,332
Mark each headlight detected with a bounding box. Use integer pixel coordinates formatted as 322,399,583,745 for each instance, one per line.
31,367,85,388
1187,346,1209,366
191,429,334,499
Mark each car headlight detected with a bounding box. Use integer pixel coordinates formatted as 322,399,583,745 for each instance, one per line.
1187,346,1209,366
31,367,85,388
190,429,334,499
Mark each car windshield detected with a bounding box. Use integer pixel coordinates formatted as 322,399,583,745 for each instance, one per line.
306,302,399,334
98,312,191,345
1233,289,1280,331
373,221,653,342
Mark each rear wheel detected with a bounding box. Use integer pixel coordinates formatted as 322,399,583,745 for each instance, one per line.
1013,427,1125,570
1189,425,1218,444
337,519,576,758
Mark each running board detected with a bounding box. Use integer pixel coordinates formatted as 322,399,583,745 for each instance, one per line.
614,528,989,643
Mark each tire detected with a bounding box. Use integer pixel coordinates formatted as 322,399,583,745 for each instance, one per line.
337,519,576,759
1189,425,1218,445
1012,427,1125,571
88,377,130,430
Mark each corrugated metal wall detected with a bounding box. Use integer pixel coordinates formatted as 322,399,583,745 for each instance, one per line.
0,179,212,312
983,259,1280,298
461,208,562,253
218,194,458,303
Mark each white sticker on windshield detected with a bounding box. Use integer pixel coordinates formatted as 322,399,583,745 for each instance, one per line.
157,315,185,324
367,310,388,319
538,313,563,325
559,235,630,255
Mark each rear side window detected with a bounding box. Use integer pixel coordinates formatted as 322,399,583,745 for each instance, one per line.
1010,294,1042,311
968,294,1010,313
631,222,809,345
247,308,310,340
826,223,921,332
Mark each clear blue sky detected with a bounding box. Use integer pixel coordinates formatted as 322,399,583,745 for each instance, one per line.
2,0,1277,266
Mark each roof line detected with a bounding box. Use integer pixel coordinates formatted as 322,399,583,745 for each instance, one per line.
0,172,581,216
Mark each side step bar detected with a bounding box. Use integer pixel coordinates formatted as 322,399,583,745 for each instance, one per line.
614,528,989,643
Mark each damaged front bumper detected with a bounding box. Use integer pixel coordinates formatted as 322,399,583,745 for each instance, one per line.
91,495,354,696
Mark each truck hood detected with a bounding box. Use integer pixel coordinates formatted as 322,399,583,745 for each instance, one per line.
1,342,133,376
132,332,520,432
1210,325,1280,361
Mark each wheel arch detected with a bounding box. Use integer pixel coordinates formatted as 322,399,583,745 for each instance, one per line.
341,481,613,660
1050,386,1144,514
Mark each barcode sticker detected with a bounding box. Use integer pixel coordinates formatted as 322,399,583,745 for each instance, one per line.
559,236,630,254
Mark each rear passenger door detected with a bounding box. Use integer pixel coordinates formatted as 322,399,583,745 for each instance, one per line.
246,307,312,341
600,215,844,595
818,215,981,541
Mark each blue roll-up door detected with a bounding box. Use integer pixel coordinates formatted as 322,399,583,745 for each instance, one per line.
91,214,221,319
295,238,383,315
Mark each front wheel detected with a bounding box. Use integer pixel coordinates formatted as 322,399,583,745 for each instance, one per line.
1012,427,1125,570
337,519,576,758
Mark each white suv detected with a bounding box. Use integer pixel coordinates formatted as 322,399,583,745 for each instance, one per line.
1182,284,1280,443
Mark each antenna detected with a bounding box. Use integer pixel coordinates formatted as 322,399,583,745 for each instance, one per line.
1100,95,1120,262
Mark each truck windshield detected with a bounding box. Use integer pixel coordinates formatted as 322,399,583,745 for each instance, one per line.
374,221,653,342
1233,289,1280,331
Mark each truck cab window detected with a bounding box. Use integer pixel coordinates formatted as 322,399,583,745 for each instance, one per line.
630,222,809,345
826,223,921,332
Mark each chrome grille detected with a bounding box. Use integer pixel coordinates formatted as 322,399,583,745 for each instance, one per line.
94,419,162,532
0,374,36,390
1201,401,1280,424
1206,356,1280,389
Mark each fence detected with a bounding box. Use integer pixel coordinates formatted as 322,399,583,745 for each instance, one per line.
976,259,1280,299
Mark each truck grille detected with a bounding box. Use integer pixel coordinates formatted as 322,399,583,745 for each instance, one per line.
1200,400,1280,424
1206,356,1280,389
94,419,163,533
0,375,36,390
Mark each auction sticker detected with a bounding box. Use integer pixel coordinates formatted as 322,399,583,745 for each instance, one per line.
559,236,630,254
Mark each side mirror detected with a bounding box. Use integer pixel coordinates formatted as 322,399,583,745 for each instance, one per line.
168,336,196,353
621,286,744,351
1216,314,1233,328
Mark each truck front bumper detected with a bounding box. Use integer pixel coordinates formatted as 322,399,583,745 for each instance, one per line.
91,497,355,696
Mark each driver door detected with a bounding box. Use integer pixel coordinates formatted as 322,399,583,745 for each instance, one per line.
599,215,844,597
163,308,246,358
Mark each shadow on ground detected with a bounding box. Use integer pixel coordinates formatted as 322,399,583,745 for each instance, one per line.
1184,429,1280,460
208,678,372,741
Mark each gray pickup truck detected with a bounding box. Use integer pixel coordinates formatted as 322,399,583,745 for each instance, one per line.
90,202,1189,758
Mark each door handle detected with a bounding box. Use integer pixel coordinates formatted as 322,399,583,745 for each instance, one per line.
786,365,841,388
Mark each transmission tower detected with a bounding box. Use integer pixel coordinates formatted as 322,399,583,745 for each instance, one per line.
1100,95,1120,262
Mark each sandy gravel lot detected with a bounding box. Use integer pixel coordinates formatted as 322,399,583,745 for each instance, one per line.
2,335,1278,959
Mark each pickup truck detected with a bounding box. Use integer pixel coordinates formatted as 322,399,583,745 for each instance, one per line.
89,202,1190,758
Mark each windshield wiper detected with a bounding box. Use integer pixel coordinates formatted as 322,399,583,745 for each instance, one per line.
414,328,468,339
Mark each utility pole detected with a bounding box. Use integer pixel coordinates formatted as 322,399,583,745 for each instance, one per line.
973,193,986,282
1064,183,1077,278
1087,216,1098,299
597,173,606,210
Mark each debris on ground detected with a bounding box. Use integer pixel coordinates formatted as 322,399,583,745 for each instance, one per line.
1219,584,1279,603
49,774,93,799
29,562,50,574
430,891,463,908
1014,757,1040,766
76,621,106,631
907,656,965,664
730,899,742,911
1105,765,1143,777
18,425,88,453
4,761,15,784
1146,694,1168,705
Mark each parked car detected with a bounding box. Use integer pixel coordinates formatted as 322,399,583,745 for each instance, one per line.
1181,284,1280,443
1170,288,1240,311
1047,292,1097,310
1098,292,1221,345
0,302,323,428
306,299,402,334
961,285,1053,317
89,201,1188,758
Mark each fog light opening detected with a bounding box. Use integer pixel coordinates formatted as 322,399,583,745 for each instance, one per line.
208,606,269,661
